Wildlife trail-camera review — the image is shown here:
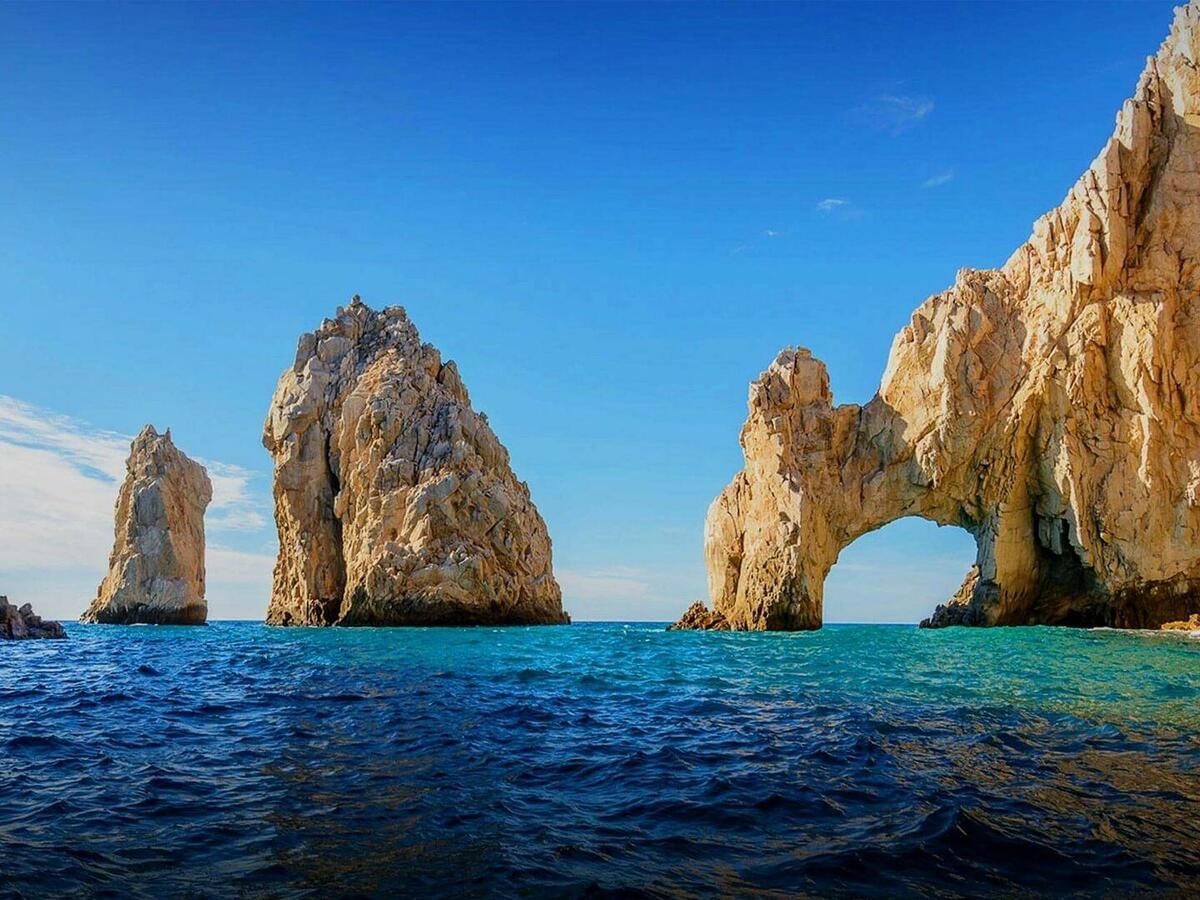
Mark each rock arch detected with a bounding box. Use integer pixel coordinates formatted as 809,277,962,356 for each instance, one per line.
681,3,1200,630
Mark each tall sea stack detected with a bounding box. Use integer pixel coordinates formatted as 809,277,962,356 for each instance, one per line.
82,426,212,625
680,2,1200,630
263,297,567,626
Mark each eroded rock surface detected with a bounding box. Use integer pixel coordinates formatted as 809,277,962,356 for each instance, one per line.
682,3,1200,630
2,597,66,640
1161,614,1200,631
81,426,212,625
668,601,730,631
263,296,566,626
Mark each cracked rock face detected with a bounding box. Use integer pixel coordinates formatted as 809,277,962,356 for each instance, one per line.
263,297,567,627
82,427,212,625
682,3,1200,631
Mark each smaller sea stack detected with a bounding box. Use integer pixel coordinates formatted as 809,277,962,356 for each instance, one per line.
2,597,66,640
81,426,212,625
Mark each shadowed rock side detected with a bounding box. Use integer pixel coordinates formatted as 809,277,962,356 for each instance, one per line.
81,426,212,625
2,597,66,639
679,3,1200,631
263,297,567,627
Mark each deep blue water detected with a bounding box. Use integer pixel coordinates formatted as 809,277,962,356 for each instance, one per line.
2,622,1199,898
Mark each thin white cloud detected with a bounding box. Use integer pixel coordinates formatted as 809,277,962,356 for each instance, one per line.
0,396,275,619
201,460,270,531
0,396,128,481
853,93,934,135
764,229,779,238
556,564,705,622
816,198,848,212
922,170,955,189
557,566,654,603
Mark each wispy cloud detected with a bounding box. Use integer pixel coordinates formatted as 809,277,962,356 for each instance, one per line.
815,198,864,221
730,228,782,255
556,564,705,622
202,460,270,531
852,92,934,135
557,566,654,604
0,396,275,619
922,170,954,189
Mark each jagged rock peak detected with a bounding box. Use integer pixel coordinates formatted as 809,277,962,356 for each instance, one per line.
679,2,1200,631
81,426,212,625
263,297,567,627
2,596,66,640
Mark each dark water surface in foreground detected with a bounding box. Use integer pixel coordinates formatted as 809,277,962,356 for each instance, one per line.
2,622,1199,898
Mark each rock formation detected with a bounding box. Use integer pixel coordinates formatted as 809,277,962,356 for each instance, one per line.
668,601,730,631
2,597,66,640
1161,613,1200,631
680,3,1200,631
81,426,212,625
263,296,567,626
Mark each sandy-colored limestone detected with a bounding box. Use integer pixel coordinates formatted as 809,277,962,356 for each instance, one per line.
680,3,1200,631
668,601,730,631
263,297,567,626
81,427,212,625
1160,614,1200,631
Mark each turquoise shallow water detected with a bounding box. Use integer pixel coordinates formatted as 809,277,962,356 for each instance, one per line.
1,621,1199,897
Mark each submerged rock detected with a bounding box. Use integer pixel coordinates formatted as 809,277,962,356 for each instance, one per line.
2,596,66,640
682,4,1200,631
81,426,212,625
263,296,567,626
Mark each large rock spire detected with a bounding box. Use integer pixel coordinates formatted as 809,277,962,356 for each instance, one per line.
263,297,567,626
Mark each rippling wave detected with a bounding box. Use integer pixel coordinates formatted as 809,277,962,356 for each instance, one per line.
1,622,1198,897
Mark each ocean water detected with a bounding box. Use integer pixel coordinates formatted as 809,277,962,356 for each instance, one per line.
1,622,1198,898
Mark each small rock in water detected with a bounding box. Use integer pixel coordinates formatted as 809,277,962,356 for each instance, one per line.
1,596,66,640
1160,614,1200,632
668,601,730,631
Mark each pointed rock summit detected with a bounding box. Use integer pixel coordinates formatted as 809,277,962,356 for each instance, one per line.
263,297,567,626
680,2,1200,630
81,426,212,625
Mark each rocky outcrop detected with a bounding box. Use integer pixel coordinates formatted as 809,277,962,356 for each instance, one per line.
81,426,212,625
2,597,66,640
919,567,981,628
668,601,730,631
682,3,1200,631
1161,614,1200,631
263,296,567,627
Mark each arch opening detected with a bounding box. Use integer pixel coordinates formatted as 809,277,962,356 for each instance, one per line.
822,517,977,625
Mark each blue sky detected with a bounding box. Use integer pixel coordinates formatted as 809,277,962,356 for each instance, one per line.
0,1,1179,622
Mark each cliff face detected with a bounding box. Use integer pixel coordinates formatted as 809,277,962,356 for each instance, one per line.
263,297,566,626
685,3,1200,631
82,427,212,625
